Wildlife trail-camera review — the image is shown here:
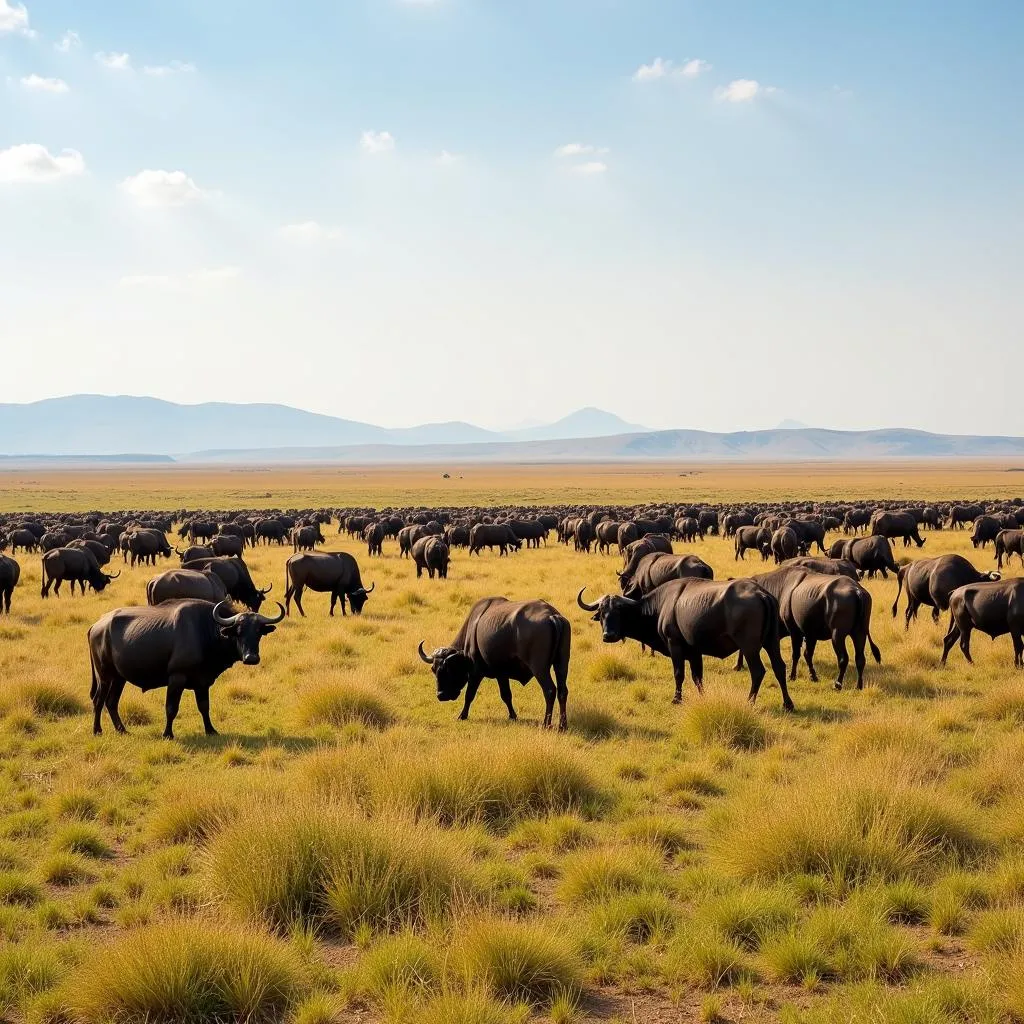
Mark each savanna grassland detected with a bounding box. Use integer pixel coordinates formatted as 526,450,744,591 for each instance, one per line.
3,463,1024,1024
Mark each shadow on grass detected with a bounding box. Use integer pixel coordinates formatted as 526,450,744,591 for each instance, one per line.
179,733,319,755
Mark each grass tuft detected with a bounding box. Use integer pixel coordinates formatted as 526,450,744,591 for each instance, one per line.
682,695,772,751
297,684,395,731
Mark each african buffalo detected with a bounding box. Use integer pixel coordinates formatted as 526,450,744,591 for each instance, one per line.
41,548,119,597
618,552,714,600
469,524,521,557
892,554,1001,627
7,529,38,555
292,524,324,553
995,530,1024,570
828,536,901,579
771,527,803,564
578,578,793,710
413,536,450,579
364,522,385,557
284,552,373,616
0,555,19,614
210,534,245,558
127,529,173,568
181,556,271,612
941,579,1024,668
871,511,925,548
734,526,771,561
88,599,284,738
146,569,229,606
418,597,570,729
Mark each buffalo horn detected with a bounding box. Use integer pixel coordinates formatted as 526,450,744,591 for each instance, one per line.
260,583,273,595
365,582,375,594
417,641,432,664
258,602,285,625
576,588,599,612
213,601,243,627
107,570,121,580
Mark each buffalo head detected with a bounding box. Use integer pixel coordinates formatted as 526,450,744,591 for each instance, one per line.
418,641,473,701
577,588,638,644
348,582,375,614
213,601,285,665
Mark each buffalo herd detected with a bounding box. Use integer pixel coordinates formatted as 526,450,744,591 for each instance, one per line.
1,497,1024,737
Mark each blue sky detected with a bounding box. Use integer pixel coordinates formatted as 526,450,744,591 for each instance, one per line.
1,0,1021,434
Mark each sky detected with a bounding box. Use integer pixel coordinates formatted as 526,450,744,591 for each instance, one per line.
1,0,1022,435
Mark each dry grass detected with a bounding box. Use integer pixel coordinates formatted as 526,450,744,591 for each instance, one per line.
0,467,1022,1022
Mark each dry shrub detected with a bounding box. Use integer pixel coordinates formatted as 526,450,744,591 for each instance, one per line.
297,683,395,730
682,695,772,752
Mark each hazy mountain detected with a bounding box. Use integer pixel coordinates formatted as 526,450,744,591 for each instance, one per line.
0,395,643,456
507,407,650,442
185,426,1024,464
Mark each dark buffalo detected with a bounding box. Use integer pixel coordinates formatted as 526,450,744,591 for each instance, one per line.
146,569,229,606
254,519,288,545
617,522,639,555
284,552,374,616
88,599,284,738
771,526,802,564
364,522,385,557
7,529,38,555
971,516,1003,549
622,535,673,574
828,536,901,579
127,529,173,568
843,509,871,535
444,525,471,549
595,521,621,555
292,525,324,553
210,534,245,558
179,545,215,564
469,524,521,557
573,520,595,553
697,510,719,537
892,554,1001,627
399,525,429,558
0,555,19,614
783,519,828,554
995,530,1024,569
751,565,880,689
675,517,700,543
578,578,793,709
41,548,119,597
949,504,985,530
735,526,771,561
941,579,1024,668
413,536,450,579
418,597,570,729
508,520,547,549
783,556,860,580
871,511,925,548
182,556,271,612
618,552,714,600
67,538,113,567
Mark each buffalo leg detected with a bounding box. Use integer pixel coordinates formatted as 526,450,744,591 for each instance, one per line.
688,653,704,695
748,640,795,711
92,677,112,735
552,664,569,732
104,679,128,733
957,624,974,663
496,677,518,722
667,643,688,703
832,632,850,690
803,636,819,683
458,677,482,721
852,632,868,689
743,648,767,704
789,631,803,681
194,685,218,735
940,618,961,665
734,652,745,672
1012,633,1024,669
164,676,187,739
291,587,306,616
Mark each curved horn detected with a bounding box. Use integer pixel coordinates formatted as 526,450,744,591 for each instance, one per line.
213,601,243,627
576,587,599,612
614,570,625,579
260,582,273,595
175,547,184,557
107,570,121,580
258,602,285,625
418,641,433,664
365,582,375,594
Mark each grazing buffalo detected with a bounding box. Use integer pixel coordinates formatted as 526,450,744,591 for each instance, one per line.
7,529,39,555
413,536,450,579
783,519,828,555
291,525,324,553
284,552,374,616
995,530,1024,570
622,536,673,574
127,529,173,568
146,569,229,606
364,522,385,557
941,579,1024,668
578,578,793,710
734,526,771,561
971,516,1003,549
0,555,19,614
88,599,284,738
871,511,926,548
178,545,214,564
67,538,113,567
573,520,595,554
843,509,872,534
618,553,714,600
41,548,119,598
469,524,521,557
697,510,719,538
949,504,985,530
418,597,570,729
771,526,802,564
595,521,621,555
181,557,271,612
617,522,639,555
254,519,288,545
675,517,700,543
892,554,1001,627
828,536,901,579
444,525,471,549
508,520,547,549
751,566,881,689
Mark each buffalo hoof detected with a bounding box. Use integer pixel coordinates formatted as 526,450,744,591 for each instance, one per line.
671,696,682,705
205,727,219,736
783,702,796,712
833,682,844,691
162,732,175,740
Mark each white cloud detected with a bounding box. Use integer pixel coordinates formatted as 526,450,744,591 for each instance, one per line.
143,60,196,76
633,57,672,82
716,79,763,102
119,267,240,289
679,59,712,78
280,221,343,243
56,30,80,52
360,130,395,155
554,142,608,159
0,0,30,35
634,56,711,82
572,161,608,176
96,51,132,71
0,144,84,183
120,169,205,207
20,75,69,94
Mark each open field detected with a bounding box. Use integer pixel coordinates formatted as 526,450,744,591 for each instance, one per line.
2,467,1024,1022
4,459,1024,511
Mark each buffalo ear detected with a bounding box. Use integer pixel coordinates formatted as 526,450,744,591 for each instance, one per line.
261,625,277,635
591,612,601,622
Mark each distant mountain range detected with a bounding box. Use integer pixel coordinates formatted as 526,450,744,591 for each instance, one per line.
1,396,1023,464
0,396,649,457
